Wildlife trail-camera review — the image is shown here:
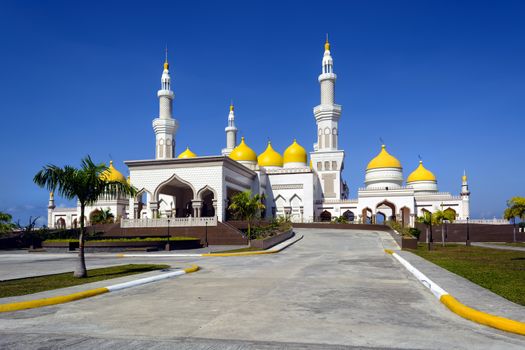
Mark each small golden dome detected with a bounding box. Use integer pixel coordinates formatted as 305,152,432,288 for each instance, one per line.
325,38,330,51
100,160,127,183
229,137,257,162
258,142,283,167
407,161,436,183
283,139,307,164
309,159,313,170
366,145,402,170
230,103,234,112
178,147,197,159
164,61,169,70
462,172,467,182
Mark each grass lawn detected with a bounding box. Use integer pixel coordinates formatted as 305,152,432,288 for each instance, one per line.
211,246,261,254
409,244,525,306
0,264,169,298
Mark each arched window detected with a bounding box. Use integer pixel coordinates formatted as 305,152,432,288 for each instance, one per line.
324,128,330,148
332,128,337,149
324,161,330,171
318,129,323,148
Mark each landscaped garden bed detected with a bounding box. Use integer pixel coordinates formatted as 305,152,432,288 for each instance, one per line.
250,229,294,249
408,244,525,306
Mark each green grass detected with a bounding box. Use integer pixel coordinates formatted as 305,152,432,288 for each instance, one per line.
410,244,525,306
0,264,169,298
211,246,261,254
44,237,198,243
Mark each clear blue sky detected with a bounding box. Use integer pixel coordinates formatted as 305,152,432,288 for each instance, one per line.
1,0,524,224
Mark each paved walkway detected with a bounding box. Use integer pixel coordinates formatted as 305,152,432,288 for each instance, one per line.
1,228,524,349
472,242,525,252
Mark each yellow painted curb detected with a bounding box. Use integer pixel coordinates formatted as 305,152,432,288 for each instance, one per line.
0,287,109,313
440,294,525,336
384,249,394,255
183,265,200,273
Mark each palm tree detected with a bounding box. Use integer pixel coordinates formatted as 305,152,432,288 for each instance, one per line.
90,208,115,224
228,191,265,241
504,197,525,242
0,212,16,237
433,209,455,247
34,156,136,277
417,211,435,250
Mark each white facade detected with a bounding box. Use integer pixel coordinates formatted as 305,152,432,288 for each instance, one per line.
48,39,471,229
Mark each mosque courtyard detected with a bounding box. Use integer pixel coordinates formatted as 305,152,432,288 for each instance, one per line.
0,228,524,349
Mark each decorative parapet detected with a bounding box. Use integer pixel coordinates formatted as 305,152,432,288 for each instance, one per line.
121,217,217,228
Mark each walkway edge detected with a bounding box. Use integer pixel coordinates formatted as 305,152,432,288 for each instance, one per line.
0,265,199,313
384,249,525,336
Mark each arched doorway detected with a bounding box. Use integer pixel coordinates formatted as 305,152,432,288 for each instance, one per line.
342,210,355,222
198,186,216,217
376,212,386,224
72,218,78,228
320,210,332,222
155,174,195,218
56,217,66,229
400,207,410,227
362,208,373,224
376,200,396,222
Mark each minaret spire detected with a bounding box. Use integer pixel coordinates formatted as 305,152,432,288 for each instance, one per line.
152,49,179,159
222,101,238,156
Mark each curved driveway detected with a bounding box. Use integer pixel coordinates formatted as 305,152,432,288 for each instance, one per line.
1,228,524,349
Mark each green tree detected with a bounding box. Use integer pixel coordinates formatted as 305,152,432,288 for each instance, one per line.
416,211,435,250
504,197,525,242
34,156,136,277
228,191,265,241
433,209,455,247
90,208,115,225
0,212,16,237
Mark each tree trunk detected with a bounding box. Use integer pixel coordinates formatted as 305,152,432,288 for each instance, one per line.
513,219,517,243
426,226,430,250
441,226,445,247
74,204,88,278
247,221,251,247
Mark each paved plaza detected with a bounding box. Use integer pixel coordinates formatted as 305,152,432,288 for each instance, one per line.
1,228,524,349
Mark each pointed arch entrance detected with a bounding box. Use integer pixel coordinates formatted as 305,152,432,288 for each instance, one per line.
154,174,195,218
376,200,396,222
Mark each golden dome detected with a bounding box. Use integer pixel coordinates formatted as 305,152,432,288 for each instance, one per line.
407,161,436,183
366,145,402,170
230,103,234,112
100,161,127,183
229,137,257,162
309,159,313,170
164,60,169,70
258,142,283,167
325,34,330,51
283,139,307,164
178,147,197,159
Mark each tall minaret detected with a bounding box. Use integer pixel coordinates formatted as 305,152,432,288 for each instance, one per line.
310,36,345,203
47,191,55,228
222,102,238,156
314,35,342,151
152,50,179,159
461,170,470,219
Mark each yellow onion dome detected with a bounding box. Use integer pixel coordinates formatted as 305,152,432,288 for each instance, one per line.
407,161,436,183
366,145,402,170
178,147,197,159
283,139,307,164
229,137,257,162
258,141,283,167
100,160,127,183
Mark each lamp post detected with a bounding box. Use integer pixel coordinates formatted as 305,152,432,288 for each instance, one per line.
442,219,449,247
205,220,208,248
166,218,170,251
466,217,470,247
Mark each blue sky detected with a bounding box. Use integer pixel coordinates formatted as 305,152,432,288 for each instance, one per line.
0,0,524,224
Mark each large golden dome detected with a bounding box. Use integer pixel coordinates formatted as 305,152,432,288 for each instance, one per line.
258,142,283,167
283,139,307,164
229,137,257,162
367,145,402,170
178,147,197,159
407,161,436,183
100,161,126,183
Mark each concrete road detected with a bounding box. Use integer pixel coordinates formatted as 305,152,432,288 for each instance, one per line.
1,228,524,349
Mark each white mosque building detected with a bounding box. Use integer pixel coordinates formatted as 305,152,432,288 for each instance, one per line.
48,38,470,229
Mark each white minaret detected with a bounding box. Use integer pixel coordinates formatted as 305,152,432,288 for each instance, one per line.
222,103,238,156
310,35,345,207
461,170,470,219
47,191,55,228
313,35,342,151
152,50,179,159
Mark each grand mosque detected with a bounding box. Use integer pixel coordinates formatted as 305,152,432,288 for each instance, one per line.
47,38,471,229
